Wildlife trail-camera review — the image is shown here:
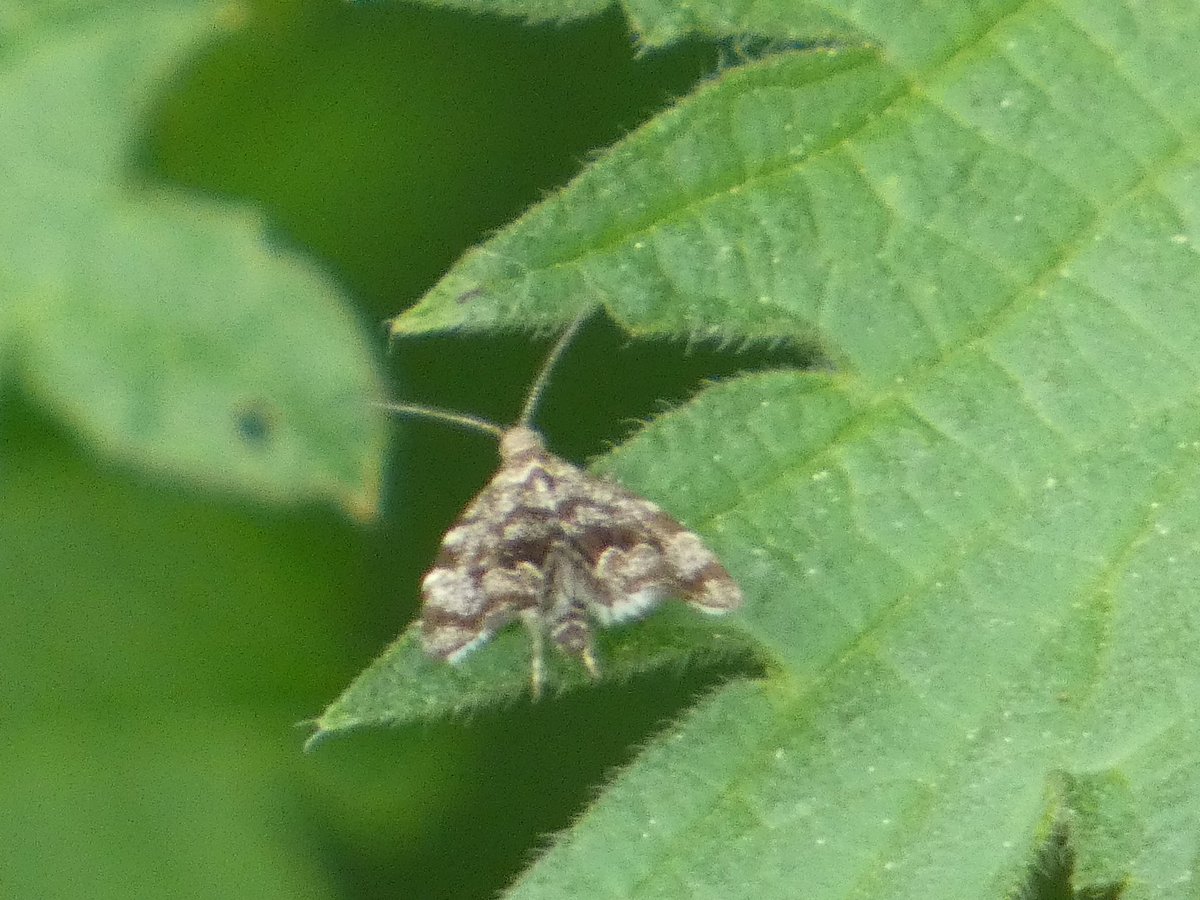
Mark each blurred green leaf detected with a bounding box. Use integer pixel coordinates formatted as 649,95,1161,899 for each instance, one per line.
0,392,375,900
320,2,1200,898
0,0,385,518
2,718,339,900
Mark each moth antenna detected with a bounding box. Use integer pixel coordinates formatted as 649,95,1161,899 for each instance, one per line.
372,401,505,439
517,307,596,428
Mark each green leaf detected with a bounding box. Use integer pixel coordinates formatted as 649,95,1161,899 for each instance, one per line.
322,2,1200,898
4,717,340,900
0,0,385,519
391,45,905,346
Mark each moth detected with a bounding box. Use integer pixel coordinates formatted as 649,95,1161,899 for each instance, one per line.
378,310,742,697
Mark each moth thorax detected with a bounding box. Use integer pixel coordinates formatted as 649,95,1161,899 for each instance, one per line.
499,426,545,461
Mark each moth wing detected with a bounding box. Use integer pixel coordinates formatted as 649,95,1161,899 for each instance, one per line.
419,473,545,662
563,473,743,623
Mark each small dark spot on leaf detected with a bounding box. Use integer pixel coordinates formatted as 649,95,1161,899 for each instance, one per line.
457,287,486,305
235,402,274,449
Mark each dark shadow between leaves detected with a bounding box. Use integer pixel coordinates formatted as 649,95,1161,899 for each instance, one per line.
1022,820,1126,900
300,650,760,900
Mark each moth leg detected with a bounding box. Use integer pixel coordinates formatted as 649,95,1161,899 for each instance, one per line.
549,598,600,680
519,609,546,700
579,643,600,679
545,546,602,680
554,609,600,679
479,563,547,697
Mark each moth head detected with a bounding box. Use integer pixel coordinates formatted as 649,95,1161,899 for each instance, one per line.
499,426,545,461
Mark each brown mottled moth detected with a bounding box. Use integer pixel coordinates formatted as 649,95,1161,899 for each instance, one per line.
378,310,742,697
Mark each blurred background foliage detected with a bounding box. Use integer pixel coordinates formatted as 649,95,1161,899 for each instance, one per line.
0,0,779,896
